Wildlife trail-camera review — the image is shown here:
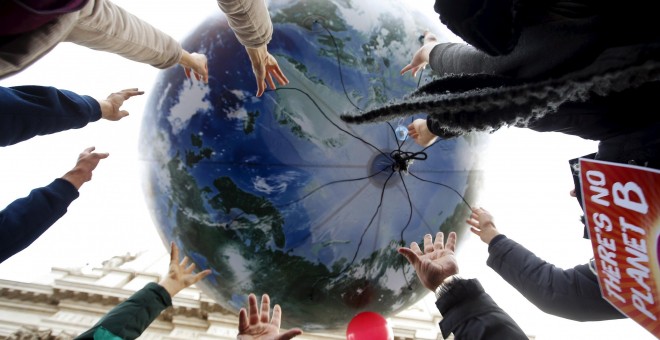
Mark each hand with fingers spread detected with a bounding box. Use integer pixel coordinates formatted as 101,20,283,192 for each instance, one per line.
98,88,145,121
237,293,303,340
398,231,459,292
60,146,109,190
158,242,212,298
407,118,438,147
467,207,500,245
401,31,441,78
245,45,289,97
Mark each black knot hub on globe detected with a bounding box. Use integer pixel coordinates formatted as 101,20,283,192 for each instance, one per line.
368,150,428,188
390,150,427,173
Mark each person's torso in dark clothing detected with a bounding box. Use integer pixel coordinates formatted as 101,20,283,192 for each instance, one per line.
0,0,88,37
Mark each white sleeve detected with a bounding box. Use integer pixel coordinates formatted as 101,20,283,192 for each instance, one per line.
217,0,273,48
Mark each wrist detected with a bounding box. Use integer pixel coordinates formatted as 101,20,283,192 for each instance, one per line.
422,45,434,64
434,275,460,300
61,169,86,190
427,42,441,60
179,50,192,66
485,231,501,245
488,234,506,249
158,278,180,298
98,99,112,120
246,44,268,61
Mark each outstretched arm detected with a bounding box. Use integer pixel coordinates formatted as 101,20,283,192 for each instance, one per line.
217,0,289,97
401,31,493,77
0,86,142,147
0,85,100,147
75,243,211,339
487,235,625,321
0,146,108,263
66,0,208,82
398,232,526,339
470,207,624,321
0,179,78,264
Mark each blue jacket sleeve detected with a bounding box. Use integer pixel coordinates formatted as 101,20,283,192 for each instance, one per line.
436,278,527,339
74,282,173,340
0,178,79,263
486,235,625,321
0,85,101,147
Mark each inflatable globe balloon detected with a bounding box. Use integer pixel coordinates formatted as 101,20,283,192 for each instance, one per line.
140,0,488,331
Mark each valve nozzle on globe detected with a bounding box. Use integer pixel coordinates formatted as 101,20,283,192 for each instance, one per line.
395,125,408,141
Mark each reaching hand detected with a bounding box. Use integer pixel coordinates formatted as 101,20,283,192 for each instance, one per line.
238,293,303,340
398,232,459,292
467,207,500,245
407,118,438,147
179,51,209,83
400,31,440,78
60,146,109,190
99,88,144,121
158,242,212,298
245,45,289,97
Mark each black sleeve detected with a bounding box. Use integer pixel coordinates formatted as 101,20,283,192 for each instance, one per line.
487,235,625,321
433,0,519,56
436,278,528,339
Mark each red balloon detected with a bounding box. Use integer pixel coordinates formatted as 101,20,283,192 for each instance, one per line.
346,311,394,340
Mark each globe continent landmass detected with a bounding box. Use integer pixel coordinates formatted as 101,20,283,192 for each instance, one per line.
140,0,489,330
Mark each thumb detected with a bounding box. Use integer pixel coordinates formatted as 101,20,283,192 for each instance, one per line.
400,64,413,75
278,329,303,340
397,247,418,266
193,269,212,283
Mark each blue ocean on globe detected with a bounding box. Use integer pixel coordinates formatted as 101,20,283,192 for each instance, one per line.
140,0,489,331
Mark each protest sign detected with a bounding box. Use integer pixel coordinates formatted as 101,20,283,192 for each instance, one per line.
580,159,660,337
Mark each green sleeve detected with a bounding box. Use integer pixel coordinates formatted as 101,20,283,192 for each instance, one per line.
74,282,172,340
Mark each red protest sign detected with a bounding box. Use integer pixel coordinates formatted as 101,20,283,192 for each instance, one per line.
580,158,660,337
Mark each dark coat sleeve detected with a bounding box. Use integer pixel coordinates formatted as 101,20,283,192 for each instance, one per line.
431,0,605,57
0,85,101,147
74,282,173,340
487,235,625,321
427,19,604,81
436,278,528,340
433,0,518,56
0,178,79,263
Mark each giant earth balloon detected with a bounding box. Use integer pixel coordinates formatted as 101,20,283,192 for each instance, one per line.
140,0,488,331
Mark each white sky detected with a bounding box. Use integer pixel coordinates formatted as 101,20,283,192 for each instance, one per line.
0,0,654,339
